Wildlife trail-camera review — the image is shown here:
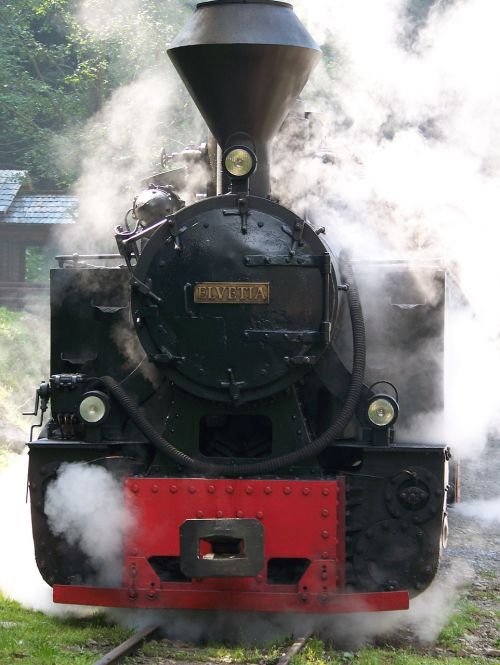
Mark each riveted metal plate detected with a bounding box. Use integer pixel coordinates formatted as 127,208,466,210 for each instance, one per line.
244,255,322,267
194,282,270,304
244,330,321,342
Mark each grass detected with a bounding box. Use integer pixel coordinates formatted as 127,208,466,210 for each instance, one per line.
289,641,491,665
436,600,484,651
0,592,495,665
0,593,132,664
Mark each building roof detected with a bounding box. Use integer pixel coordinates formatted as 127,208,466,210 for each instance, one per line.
0,170,29,214
2,194,77,225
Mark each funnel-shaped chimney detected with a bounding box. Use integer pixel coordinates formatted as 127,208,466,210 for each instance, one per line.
168,0,321,196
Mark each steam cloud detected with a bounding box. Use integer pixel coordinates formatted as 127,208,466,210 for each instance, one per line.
0,453,55,611
45,463,134,586
285,0,500,460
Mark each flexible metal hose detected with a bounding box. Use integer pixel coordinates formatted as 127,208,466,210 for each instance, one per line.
100,257,366,476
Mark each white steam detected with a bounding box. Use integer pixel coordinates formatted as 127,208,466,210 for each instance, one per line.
285,0,500,459
62,70,180,252
0,453,55,611
45,463,134,586
457,497,500,524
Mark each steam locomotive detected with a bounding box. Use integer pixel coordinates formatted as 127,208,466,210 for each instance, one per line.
27,0,451,614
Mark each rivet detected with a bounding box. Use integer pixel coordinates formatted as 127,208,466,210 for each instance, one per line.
131,547,138,556
303,487,311,495
322,488,330,496
257,511,264,520
151,484,159,494
188,486,196,494
296,429,303,435
131,483,139,494
226,485,234,494
208,485,215,494
169,485,178,494
196,510,204,518
284,487,292,495
256,574,264,583
246,486,253,495
320,593,328,603
322,530,330,539
321,509,329,518
264,486,272,495
216,510,223,518
147,590,157,599
321,551,329,559
236,510,244,518
128,591,137,600
321,571,328,580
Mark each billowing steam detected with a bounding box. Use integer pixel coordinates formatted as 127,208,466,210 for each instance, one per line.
0,453,55,611
284,0,500,462
45,463,134,586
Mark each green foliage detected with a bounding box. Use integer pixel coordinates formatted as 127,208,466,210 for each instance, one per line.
0,0,192,189
25,246,51,282
0,305,49,441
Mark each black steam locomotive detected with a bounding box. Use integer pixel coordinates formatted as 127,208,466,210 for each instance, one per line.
28,0,451,614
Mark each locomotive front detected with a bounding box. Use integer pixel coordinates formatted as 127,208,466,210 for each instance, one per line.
28,0,451,614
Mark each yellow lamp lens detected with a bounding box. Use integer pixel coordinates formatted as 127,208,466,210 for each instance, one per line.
224,148,255,177
368,398,396,427
79,395,107,424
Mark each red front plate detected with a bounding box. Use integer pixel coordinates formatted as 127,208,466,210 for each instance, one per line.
53,477,409,613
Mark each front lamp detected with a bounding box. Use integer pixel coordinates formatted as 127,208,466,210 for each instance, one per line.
79,391,110,424
367,395,399,428
223,147,257,178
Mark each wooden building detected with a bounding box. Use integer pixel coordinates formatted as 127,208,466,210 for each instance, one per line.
0,170,77,307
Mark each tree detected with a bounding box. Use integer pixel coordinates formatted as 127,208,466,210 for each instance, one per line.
0,0,192,189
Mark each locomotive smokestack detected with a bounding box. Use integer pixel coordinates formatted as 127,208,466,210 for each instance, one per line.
168,0,321,197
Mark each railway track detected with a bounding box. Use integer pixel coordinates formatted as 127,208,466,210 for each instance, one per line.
94,624,160,665
94,627,311,665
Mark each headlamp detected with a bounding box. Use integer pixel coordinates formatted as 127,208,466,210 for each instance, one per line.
367,395,399,428
79,391,109,424
223,147,257,178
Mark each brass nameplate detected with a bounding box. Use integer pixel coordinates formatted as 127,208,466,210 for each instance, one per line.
194,282,270,304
